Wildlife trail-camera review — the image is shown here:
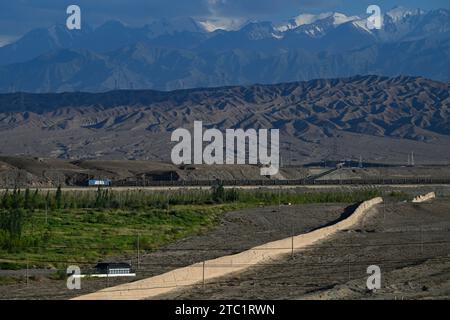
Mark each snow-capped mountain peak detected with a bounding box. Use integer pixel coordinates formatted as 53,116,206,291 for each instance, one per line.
197,18,245,32
386,6,425,22
329,12,360,26
351,19,373,34
275,12,360,35
275,12,334,31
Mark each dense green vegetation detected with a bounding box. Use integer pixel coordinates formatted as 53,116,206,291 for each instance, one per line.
0,186,391,268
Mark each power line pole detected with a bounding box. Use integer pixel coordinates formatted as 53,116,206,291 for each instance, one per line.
348,255,351,281
332,137,338,162
420,225,423,254
278,187,281,211
202,261,206,289
26,260,29,286
137,234,140,271
291,234,294,260
45,201,48,226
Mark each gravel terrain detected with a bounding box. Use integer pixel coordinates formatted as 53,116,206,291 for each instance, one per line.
159,199,450,300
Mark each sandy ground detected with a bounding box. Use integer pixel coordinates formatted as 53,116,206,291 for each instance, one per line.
158,199,450,300
0,203,348,299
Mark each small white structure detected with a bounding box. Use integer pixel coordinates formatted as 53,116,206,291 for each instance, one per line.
72,262,136,279
87,263,136,278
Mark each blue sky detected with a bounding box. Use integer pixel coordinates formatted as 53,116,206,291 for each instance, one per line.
0,0,448,42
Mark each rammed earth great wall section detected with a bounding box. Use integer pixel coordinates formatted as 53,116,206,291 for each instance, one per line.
412,192,436,203
74,197,383,300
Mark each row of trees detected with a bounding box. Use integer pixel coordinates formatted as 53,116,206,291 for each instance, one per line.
0,186,384,212
1,187,62,211
0,185,384,251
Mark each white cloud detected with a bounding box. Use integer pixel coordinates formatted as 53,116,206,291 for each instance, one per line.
198,17,246,31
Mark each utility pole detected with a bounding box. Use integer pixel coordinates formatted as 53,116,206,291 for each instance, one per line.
278,187,281,210
333,136,338,162
420,225,423,254
26,260,29,286
291,235,294,260
348,255,351,281
289,145,292,167
202,261,206,289
137,233,140,270
45,201,48,226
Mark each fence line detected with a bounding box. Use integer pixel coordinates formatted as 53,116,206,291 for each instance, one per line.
94,178,450,188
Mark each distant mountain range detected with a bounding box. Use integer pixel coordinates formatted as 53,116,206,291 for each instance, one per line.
0,75,449,164
0,7,448,93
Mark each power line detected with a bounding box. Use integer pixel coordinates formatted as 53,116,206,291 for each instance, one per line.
6,237,449,252
8,255,449,300
4,254,450,299
3,251,450,268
